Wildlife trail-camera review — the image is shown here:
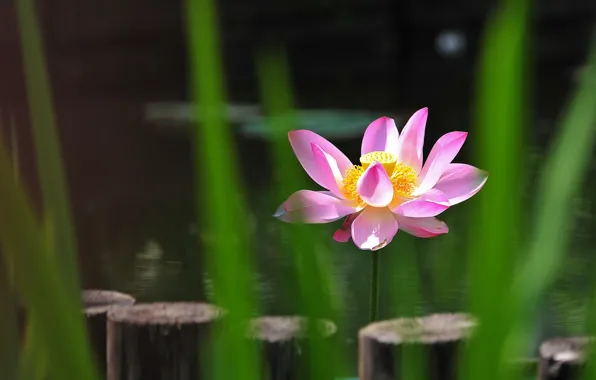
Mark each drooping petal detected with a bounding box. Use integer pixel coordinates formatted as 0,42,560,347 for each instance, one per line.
274,190,357,224
396,216,449,238
392,188,450,217
361,117,399,156
312,144,345,198
415,132,468,195
289,130,353,190
351,208,399,250
396,107,428,173
356,161,394,207
333,213,359,243
433,163,488,205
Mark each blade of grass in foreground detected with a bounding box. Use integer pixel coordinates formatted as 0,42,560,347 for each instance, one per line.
256,45,344,379
390,237,425,380
187,0,260,379
509,30,596,361
19,315,48,380
15,0,80,296
0,256,19,380
19,216,57,380
0,114,19,380
582,257,596,380
0,136,98,379
464,0,529,379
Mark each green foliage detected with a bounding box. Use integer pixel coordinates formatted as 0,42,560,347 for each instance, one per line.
464,1,530,378
255,45,345,379
0,0,101,378
0,136,98,379
0,256,19,380
187,0,260,378
16,0,80,295
2,0,596,378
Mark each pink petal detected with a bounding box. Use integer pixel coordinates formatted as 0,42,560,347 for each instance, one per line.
351,208,399,250
361,117,399,156
356,161,394,207
396,107,428,173
312,144,345,198
333,213,359,243
396,216,449,238
392,189,450,217
274,190,357,224
289,130,353,190
433,163,488,205
415,132,467,194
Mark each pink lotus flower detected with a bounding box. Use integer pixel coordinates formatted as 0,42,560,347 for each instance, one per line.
274,107,488,251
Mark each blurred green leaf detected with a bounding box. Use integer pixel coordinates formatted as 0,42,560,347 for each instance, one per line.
0,256,19,380
511,30,596,378
0,136,98,379
187,0,260,378
19,317,48,380
256,45,344,379
512,31,596,316
465,0,530,380
12,1,97,377
386,236,426,380
15,0,80,296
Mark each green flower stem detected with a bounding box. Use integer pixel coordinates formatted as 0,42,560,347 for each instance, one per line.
370,250,380,322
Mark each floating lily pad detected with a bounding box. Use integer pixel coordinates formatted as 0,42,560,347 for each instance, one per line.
145,102,396,140
144,102,261,132
241,110,394,140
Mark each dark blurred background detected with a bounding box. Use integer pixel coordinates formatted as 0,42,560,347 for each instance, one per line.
0,1,595,368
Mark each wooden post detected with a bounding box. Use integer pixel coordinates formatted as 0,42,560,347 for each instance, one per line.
358,313,476,380
538,337,591,380
83,290,136,376
247,316,337,380
106,302,223,380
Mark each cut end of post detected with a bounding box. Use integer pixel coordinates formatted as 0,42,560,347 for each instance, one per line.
106,302,223,379
107,302,224,325
540,337,591,364
82,290,136,316
358,313,476,380
359,313,477,345
247,316,337,343
538,337,593,380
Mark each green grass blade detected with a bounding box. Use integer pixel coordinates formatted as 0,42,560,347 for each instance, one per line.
15,0,80,295
0,256,19,380
19,316,48,380
0,136,98,379
187,0,260,378
386,237,425,380
464,0,530,379
509,29,596,355
582,258,596,380
255,45,344,379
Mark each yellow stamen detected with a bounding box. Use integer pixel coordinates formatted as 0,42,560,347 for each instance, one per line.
342,165,366,207
342,151,418,207
390,162,417,198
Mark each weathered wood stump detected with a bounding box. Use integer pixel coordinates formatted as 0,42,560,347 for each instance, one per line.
83,290,136,375
107,302,223,380
247,316,337,380
538,337,592,380
358,313,476,380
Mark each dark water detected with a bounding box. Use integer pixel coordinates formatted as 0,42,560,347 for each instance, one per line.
0,0,591,375
71,100,596,375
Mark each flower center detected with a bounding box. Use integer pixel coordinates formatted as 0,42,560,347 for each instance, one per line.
359,151,397,173
342,151,418,207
